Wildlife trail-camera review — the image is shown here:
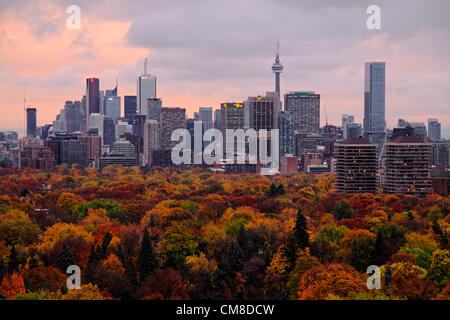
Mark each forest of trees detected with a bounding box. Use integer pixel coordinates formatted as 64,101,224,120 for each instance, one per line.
0,165,448,300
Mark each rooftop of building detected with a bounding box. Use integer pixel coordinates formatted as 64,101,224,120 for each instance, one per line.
336,137,372,145
390,136,426,143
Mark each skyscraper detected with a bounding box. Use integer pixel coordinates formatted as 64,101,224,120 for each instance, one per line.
220,102,245,132
363,62,386,145
285,91,320,134
143,120,160,167
26,107,37,138
86,78,100,129
279,111,294,156
428,118,441,141
77,135,102,165
334,137,378,194
272,41,283,107
383,136,432,197
199,107,213,131
103,117,116,147
137,58,156,116
147,98,162,121
124,95,137,119
342,114,355,129
159,107,186,150
214,109,221,130
104,83,121,121
247,93,278,130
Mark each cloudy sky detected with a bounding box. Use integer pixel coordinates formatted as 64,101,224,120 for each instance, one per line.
0,0,449,137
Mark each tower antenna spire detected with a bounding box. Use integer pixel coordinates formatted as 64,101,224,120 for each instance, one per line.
276,40,280,61
144,58,148,75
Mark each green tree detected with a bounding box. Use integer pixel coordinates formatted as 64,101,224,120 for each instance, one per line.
282,209,310,269
333,200,354,221
56,243,76,273
227,240,244,273
87,244,99,265
99,231,112,259
138,229,158,282
429,249,449,289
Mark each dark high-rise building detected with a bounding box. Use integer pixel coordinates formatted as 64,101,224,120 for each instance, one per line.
428,118,441,141
248,93,278,130
63,101,83,133
124,95,137,119
128,114,147,157
46,133,86,167
159,107,186,150
147,98,162,121
104,84,121,121
408,122,427,142
199,107,213,131
279,111,294,156
103,117,116,146
431,140,450,168
214,109,221,130
344,123,363,139
86,78,100,128
397,118,408,128
26,108,37,138
383,136,432,197
220,102,245,132
37,124,52,140
285,91,320,134
78,135,102,165
220,102,245,157
60,139,88,168
363,62,386,145
334,137,378,194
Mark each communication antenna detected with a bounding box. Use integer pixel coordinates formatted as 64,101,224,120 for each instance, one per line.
324,104,328,126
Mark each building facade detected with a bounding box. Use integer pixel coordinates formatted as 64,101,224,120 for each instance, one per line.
137,60,156,116
159,107,186,150
26,108,37,138
334,137,378,194
124,95,137,119
383,136,432,197
428,118,441,141
363,62,386,145
86,78,100,128
285,91,320,134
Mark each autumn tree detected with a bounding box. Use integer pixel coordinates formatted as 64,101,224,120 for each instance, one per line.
134,268,189,300
297,264,367,300
286,249,320,299
0,272,26,299
0,210,40,246
428,249,449,289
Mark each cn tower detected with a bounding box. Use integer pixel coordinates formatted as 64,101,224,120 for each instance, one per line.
272,41,284,102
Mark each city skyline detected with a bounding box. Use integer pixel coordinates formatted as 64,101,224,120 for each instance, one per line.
0,1,449,138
